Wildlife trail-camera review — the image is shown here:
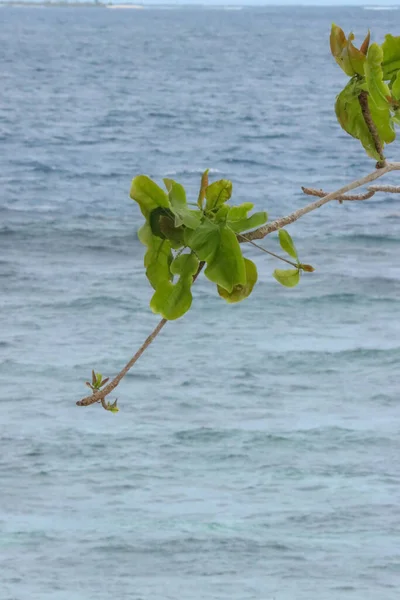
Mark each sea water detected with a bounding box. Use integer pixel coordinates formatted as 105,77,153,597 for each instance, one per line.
1,6,400,599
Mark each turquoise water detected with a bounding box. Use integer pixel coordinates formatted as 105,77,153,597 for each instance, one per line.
1,6,400,599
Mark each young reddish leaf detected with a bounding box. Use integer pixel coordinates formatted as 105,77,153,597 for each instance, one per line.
299,264,315,273
330,23,347,58
330,24,368,76
360,30,370,55
197,169,209,209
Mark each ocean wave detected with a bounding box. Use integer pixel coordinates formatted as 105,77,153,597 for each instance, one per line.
35,295,140,311
241,132,290,141
364,6,398,10
148,111,177,119
326,232,400,245
297,292,400,305
174,427,236,443
225,157,268,167
10,160,56,174
3,203,60,213
0,226,16,237
274,347,400,365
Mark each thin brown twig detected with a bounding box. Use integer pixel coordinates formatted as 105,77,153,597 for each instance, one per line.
76,318,168,407
76,261,205,408
301,187,376,202
302,183,400,201
237,233,298,268
368,185,400,193
358,91,386,168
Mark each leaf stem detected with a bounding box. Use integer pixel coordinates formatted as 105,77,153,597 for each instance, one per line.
237,232,298,268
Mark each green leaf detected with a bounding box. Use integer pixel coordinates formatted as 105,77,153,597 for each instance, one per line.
335,78,381,160
168,182,202,230
369,100,395,144
205,180,232,212
273,269,300,288
227,203,254,221
365,43,391,111
381,34,400,80
217,258,258,303
149,207,174,239
96,373,103,387
170,252,198,276
146,241,173,289
227,203,267,233
392,109,400,125
168,181,186,227
130,176,170,217
138,221,153,246
215,204,229,222
228,211,268,234
150,252,199,320
159,216,185,248
106,400,119,413
184,220,220,262
204,225,246,293
138,223,173,290
163,178,175,192
391,71,400,101
278,229,298,260
149,207,185,248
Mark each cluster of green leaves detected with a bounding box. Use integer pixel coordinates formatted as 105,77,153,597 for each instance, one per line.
331,24,400,160
130,172,268,320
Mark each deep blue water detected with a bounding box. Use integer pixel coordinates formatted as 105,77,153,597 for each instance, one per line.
1,5,400,599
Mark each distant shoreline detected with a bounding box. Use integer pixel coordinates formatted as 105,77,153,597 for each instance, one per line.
0,1,145,7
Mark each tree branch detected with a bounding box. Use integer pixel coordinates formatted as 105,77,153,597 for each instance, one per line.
76,261,205,408
303,182,400,201
301,187,375,202
76,318,168,407
242,162,400,242
368,184,400,193
77,162,400,409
